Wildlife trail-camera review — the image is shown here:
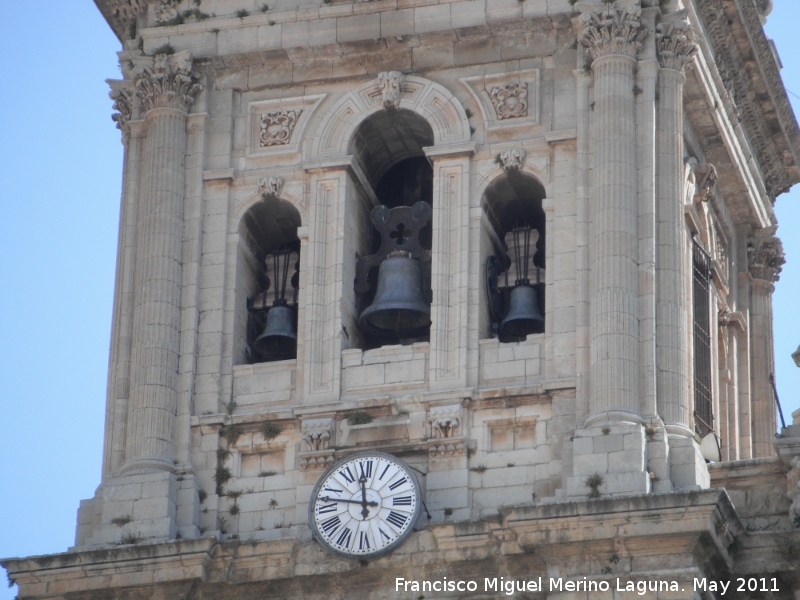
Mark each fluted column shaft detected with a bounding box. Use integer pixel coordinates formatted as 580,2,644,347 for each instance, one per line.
750,277,777,457
656,68,690,429
590,53,640,416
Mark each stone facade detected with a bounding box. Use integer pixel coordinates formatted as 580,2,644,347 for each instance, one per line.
4,0,800,597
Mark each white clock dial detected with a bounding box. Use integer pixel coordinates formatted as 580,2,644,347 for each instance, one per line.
308,451,421,560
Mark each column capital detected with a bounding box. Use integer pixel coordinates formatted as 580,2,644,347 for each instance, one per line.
575,3,648,61
134,50,203,115
108,79,134,142
655,11,698,72
106,0,181,25
747,232,785,282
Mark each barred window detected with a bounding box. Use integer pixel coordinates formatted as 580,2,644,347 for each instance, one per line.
692,237,713,435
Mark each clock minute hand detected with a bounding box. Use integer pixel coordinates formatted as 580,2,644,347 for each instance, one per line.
359,476,370,520
320,496,378,507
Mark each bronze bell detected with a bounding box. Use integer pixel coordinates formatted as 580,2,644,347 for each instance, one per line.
359,252,430,337
500,284,543,338
254,305,297,360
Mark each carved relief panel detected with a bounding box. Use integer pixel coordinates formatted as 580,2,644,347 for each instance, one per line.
247,94,326,156
458,69,540,132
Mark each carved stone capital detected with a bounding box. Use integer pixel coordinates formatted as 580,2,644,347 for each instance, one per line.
106,0,149,23
429,405,461,439
134,51,203,114
656,11,698,72
260,109,302,147
747,234,785,283
576,4,647,61
301,418,333,452
108,81,134,141
489,83,528,120
499,149,526,172
258,176,284,198
377,71,404,109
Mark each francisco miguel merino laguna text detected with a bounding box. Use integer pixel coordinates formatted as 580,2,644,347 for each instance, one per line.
395,576,686,595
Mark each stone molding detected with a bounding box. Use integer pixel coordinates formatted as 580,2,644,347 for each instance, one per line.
499,149,526,172
747,234,785,283
260,109,302,147
576,3,647,61
258,176,284,198
656,11,698,72
489,83,528,120
134,51,202,115
377,71,404,109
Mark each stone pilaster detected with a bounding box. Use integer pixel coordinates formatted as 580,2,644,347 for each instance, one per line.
748,231,784,458
579,3,646,419
654,12,697,436
123,51,202,473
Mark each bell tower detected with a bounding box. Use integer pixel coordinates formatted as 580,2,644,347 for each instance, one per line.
4,0,800,597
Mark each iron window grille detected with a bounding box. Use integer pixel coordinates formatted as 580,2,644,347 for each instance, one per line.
692,236,713,435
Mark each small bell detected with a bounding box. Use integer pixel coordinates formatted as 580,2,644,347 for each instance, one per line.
500,284,543,338
359,252,430,336
254,305,297,360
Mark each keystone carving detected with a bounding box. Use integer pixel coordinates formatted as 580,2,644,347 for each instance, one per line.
576,4,647,61
489,84,528,120
656,11,698,72
109,83,133,140
429,405,461,439
747,234,785,283
378,71,404,109
258,176,284,198
134,51,203,114
260,109,302,147
499,149,526,172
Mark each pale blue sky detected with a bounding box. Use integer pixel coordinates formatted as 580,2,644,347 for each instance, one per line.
0,3,798,598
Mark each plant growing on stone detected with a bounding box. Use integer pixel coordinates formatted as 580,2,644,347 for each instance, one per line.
262,421,283,443
602,427,611,435
794,511,800,529
198,489,207,503
120,534,140,545
221,423,242,446
111,516,131,527
444,507,453,517
269,498,279,509
259,471,277,477
152,43,176,55
506,462,515,468
645,423,657,438
229,504,240,516
236,9,249,18
346,411,374,425
225,400,238,415
217,447,231,462
585,473,603,499
226,489,243,500
214,465,232,493
260,3,270,11
470,464,488,473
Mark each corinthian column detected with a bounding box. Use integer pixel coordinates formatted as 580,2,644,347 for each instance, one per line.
654,12,698,436
748,231,784,458
123,51,203,473
578,4,647,421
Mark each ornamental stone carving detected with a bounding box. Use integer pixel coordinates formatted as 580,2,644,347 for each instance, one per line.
499,149,526,172
134,51,203,114
429,405,460,439
656,11,698,72
489,84,528,120
747,235,785,282
377,71,404,109
106,0,148,22
108,83,133,139
576,4,647,60
687,159,718,202
260,109,302,147
301,418,333,452
718,309,731,328
258,176,284,198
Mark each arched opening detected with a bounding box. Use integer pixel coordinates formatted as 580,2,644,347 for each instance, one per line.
234,194,302,365
345,109,435,350
481,170,547,342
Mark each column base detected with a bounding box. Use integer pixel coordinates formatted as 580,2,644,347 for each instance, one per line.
667,434,710,491
74,471,182,549
566,422,652,499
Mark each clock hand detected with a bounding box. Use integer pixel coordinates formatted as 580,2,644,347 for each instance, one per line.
359,476,369,520
320,496,378,506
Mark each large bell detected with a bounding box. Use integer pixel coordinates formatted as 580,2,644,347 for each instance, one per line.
359,253,430,336
500,284,543,338
254,305,297,360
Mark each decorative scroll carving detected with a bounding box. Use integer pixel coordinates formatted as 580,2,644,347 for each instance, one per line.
489,84,528,120
134,52,203,114
301,418,333,452
576,4,647,60
377,71,404,109
260,109,302,147
429,405,461,439
109,84,133,139
499,149,526,172
656,11,698,72
747,235,785,282
258,176,284,198
152,0,181,24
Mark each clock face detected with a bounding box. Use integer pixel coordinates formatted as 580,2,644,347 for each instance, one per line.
308,451,421,560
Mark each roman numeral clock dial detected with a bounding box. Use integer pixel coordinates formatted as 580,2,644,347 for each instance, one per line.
308,451,421,560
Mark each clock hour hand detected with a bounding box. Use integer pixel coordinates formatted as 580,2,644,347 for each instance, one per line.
359,476,370,520
320,496,378,507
